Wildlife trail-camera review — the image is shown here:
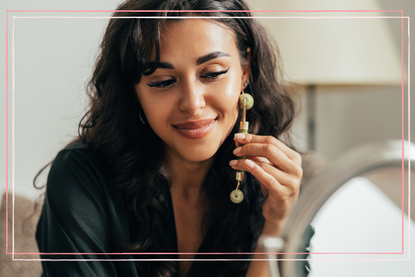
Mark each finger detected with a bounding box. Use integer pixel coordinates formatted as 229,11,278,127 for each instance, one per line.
259,183,269,198
233,143,301,175
234,135,245,148
234,133,302,166
242,159,288,200
229,158,300,190
247,156,272,164
229,158,271,197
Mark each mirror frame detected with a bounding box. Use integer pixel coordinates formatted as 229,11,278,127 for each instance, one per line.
261,140,414,277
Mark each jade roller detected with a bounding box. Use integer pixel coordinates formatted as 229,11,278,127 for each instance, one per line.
230,92,254,204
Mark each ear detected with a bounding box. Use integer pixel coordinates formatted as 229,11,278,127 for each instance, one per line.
241,47,251,89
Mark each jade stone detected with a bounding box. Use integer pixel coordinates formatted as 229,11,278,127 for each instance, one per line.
239,94,254,110
230,190,244,204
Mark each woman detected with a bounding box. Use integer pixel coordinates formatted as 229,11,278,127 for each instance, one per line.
35,0,304,276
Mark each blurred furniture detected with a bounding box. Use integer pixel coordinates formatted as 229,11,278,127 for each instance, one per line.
0,193,42,277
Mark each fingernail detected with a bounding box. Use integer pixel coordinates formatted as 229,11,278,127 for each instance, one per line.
244,159,255,169
234,133,246,140
233,147,242,155
229,160,238,166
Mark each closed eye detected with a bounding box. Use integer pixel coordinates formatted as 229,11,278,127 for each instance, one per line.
147,78,176,88
201,68,230,80
146,67,229,88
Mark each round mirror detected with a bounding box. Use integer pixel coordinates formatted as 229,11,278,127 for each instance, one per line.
261,140,414,277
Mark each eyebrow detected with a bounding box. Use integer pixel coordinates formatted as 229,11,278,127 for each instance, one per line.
196,51,231,65
144,51,231,74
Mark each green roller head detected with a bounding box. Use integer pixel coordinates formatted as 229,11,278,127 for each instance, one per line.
239,93,254,110
230,189,244,204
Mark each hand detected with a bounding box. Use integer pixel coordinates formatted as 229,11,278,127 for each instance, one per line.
229,133,303,234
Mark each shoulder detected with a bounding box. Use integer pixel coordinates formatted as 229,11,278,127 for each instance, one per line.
45,142,111,212
50,141,107,182
36,142,133,268
51,142,100,173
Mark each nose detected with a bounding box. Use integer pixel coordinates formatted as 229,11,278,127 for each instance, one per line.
178,79,206,116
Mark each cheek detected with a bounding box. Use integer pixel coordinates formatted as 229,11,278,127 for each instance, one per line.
142,97,173,129
135,86,173,131
216,77,241,118
218,87,240,139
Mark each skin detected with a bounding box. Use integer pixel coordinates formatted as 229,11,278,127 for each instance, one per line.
135,19,302,277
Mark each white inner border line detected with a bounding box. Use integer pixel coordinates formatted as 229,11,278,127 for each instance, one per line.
9,14,411,261
12,15,15,262
11,15,411,19
10,258,414,262
407,16,411,261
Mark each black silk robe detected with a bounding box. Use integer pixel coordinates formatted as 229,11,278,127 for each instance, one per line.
36,144,312,277
36,143,254,277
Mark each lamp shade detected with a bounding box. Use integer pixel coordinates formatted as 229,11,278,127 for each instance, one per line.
246,0,402,86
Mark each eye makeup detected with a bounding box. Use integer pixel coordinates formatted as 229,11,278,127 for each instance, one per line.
147,78,177,88
146,67,230,88
201,68,230,80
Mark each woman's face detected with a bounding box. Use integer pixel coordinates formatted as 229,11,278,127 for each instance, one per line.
135,19,249,163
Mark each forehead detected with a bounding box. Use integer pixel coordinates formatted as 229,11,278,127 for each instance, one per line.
157,19,238,60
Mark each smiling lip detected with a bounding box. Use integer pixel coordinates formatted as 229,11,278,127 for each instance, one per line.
173,118,216,139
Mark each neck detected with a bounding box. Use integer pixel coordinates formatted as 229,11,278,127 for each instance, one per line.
164,148,214,203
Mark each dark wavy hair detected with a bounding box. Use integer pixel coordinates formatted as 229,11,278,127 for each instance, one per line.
34,0,296,276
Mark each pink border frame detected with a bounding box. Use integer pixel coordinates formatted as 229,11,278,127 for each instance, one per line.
4,9,410,261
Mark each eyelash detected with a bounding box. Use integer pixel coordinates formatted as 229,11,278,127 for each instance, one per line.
147,68,230,88
147,79,176,88
201,68,230,80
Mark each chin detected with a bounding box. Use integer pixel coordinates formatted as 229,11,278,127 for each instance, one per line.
183,151,216,163
178,144,218,163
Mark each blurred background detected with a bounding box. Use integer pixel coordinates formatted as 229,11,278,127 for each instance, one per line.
0,0,413,276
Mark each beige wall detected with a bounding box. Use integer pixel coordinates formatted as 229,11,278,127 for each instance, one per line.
245,0,412,160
